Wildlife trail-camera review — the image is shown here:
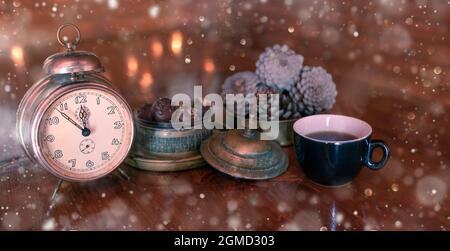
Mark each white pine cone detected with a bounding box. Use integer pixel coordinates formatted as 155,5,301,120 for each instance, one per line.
290,66,337,115
255,44,304,90
221,71,261,117
221,71,260,96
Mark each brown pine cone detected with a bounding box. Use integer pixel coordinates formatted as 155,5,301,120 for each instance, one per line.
150,97,176,122
137,103,154,121
172,105,197,124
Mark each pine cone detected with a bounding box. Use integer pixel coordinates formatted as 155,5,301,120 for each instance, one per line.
172,105,199,124
150,97,175,122
137,103,154,121
254,83,280,120
222,71,261,117
279,90,301,120
256,44,304,90
290,66,337,115
249,85,301,120
221,71,260,96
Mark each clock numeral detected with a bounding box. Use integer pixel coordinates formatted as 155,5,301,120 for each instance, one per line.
45,135,55,142
47,116,59,125
86,160,94,169
114,121,124,129
75,95,87,104
112,138,120,145
54,150,63,159
96,96,101,105
59,102,68,111
68,159,76,168
107,106,117,115
101,152,111,160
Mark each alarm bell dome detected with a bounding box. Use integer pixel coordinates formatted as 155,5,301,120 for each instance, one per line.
43,23,104,75
43,50,104,75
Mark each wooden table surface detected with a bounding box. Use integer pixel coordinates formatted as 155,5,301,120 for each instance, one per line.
0,0,449,230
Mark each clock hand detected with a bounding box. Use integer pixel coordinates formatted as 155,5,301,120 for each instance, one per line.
79,105,89,128
56,109,84,131
56,109,91,137
81,144,89,153
78,105,91,137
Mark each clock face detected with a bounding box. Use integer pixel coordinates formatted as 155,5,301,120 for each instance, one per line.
37,87,133,181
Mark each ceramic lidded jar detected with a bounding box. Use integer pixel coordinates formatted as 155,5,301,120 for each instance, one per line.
125,102,212,172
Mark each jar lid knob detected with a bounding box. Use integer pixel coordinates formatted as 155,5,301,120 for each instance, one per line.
57,23,81,51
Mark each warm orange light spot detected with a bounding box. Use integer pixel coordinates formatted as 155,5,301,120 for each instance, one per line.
203,58,215,73
151,40,163,58
170,31,183,55
140,72,153,90
11,45,24,67
127,55,138,77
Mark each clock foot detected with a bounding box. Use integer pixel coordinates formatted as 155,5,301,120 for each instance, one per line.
50,179,64,203
42,178,64,222
116,167,131,181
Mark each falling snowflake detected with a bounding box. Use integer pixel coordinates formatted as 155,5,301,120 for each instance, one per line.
148,5,160,18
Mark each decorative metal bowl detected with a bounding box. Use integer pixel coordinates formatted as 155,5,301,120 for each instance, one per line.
260,118,297,146
126,110,212,171
223,108,296,146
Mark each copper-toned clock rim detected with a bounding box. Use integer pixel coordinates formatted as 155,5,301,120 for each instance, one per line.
16,75,55,163
31,82,134,182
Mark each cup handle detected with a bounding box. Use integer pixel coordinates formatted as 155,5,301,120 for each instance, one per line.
365,140,390,170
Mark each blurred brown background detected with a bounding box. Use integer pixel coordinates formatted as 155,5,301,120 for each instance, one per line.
0,0,449,230
1,0,449,161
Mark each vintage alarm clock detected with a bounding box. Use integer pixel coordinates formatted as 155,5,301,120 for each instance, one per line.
17,24,134,182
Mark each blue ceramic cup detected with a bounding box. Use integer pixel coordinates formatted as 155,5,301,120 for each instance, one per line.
293,114,390,186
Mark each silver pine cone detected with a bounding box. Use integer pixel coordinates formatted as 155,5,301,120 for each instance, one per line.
221,71,260,97
221,71,261,117
290,66,337,115
255,44,304,90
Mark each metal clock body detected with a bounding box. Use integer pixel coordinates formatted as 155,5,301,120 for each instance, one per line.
17,24,134,182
